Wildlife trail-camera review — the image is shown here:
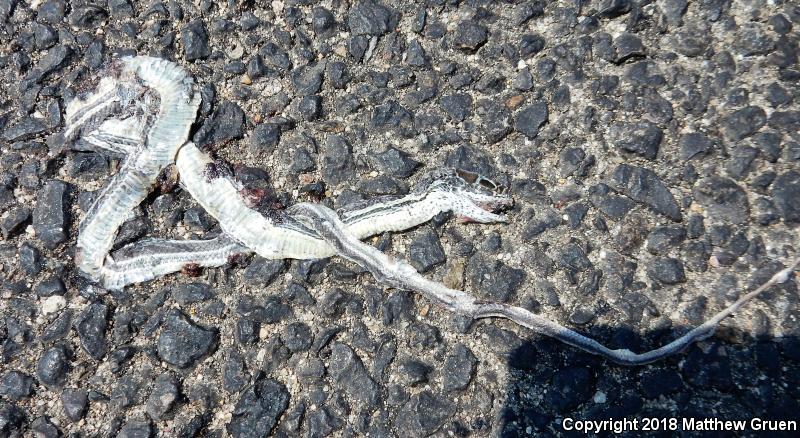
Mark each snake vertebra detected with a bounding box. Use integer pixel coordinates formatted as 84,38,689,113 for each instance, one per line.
65,56,798,365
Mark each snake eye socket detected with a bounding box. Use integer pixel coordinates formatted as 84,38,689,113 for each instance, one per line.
456,169,479,184
478,178,497,191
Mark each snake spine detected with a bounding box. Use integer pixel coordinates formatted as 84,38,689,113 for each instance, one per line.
64,56,799,365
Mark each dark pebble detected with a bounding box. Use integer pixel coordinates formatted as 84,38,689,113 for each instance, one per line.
182,20,211,61
328,343,380,405
291,63,325,96
407,227,446,273
468,255,525,302
34,276,65,297
772,170,800,224
347,0,394,36
722,106,766,141
36,345,70,388
452,21,488,52
193,101,245,149
0,371,34,401
322,135,355,185
395,391,455,436
647,257,686,284
679,132,715,161
227,378,289,438
33,180,71,249
281,322,313,353
75,302,108,360
157,309,218,368
61,388,88,422
514,101,549,139
369,147,419,178
608,164,681,221
608,121,662,160
146,373,180,420
693,176,750,225
442,344,477,392
646,225,687,255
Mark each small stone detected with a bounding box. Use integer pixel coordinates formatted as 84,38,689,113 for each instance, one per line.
30,416,60,438
35,276,66,297
442,344,477,392
468,256,526,302
228,378,289,438
347,0,394,36
476,99,513,144
19,243,43,277
291,63,325,96
322,135,355,185
171,283,213,305
146,373,180,420
281,322,313,353
224,352,247,393
326,61,350,88
452,22,488,51
408,228,446,273
369,147,419,178
679,132,715,161
647,257,686,284
514,101,549,139
772,170,800,224
41,295,67,315
118,419,153,438
608,121,662,160
182,20,211,61
646,225,687,255
243,257,286,286
25,45,72,83
2,116,48,142
726,145,759,180
61,388,88,422
246,55,268,80
395,391,455,436
68,5,106,28
328,343,380,405
0,371,34,401
75,302,108,360
735,22,774,56
312,6,335,34
193,101,245,149
439,93,473,122
399,360,433,386
1,207,30,239
108,0,134,18
36,345,70,388
608,164,681,221
613,32,645,63
406,40,429,67
298,95,322,121
519,34,546,57
33,180,70,249
559,243,592,272
157,309,219,368
250,123,281,154
693,176,750,225
722,106,766,141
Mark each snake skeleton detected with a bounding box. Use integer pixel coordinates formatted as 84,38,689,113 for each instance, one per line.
63,56,799,366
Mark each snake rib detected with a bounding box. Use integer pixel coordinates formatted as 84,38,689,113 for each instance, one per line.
66,56,798,365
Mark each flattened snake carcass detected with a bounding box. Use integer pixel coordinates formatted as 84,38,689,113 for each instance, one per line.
63,56,799,366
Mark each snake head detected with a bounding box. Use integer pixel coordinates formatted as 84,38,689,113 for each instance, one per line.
422,168,514,223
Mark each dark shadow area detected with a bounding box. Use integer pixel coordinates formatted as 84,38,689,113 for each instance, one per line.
499,323,800,437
